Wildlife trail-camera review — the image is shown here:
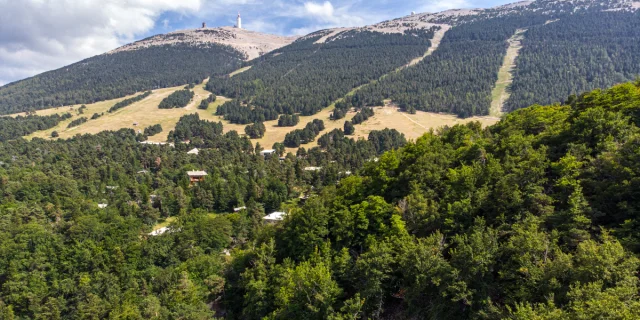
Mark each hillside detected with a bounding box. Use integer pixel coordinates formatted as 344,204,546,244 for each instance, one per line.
110,26,298,60
2,79,640,318
0,27,296,115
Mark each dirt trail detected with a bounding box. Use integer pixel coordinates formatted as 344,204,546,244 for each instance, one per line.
328,24,451,107
406,25,451,67
489,28,527,117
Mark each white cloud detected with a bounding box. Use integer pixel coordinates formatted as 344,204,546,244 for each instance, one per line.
0,0,202,85
418,0,472,13
304,1,335,20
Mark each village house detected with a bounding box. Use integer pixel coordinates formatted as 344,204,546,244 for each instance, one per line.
260,149,276,157
263,211,286,224
187,170,208,184
304,166,322,171
187,148,199,155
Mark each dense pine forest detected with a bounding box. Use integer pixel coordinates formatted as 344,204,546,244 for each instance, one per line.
0,113,71,142
207,28,436,122
1,81,640,318
109,91,153,113
505,11,640,111
0,110,403,319
0,44,242,114
352,15,550,117
158,90,195,109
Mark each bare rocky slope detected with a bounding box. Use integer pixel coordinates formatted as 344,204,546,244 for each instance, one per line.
110,26,298,61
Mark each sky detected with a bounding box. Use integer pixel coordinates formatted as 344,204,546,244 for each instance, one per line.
0,0,514,86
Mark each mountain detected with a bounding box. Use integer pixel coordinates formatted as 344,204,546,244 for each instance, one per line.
0,0,639,118
208,0,640,119
0,27,296,115
109,26,298,61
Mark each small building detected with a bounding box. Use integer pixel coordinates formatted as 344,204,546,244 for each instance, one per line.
304,166,322,172
137,170,149,174
233,206,247,212
98,203,108,209
202,22,207,28
187,148,200,155
187,170,208,184
263,211,286,224
149,227,170,236
260,149,276,157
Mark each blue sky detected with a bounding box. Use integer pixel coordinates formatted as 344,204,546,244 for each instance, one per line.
0,0,514,85
151,0,514,36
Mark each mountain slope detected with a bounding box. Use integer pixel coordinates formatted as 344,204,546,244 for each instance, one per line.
206,21,443,123
0,27,296,115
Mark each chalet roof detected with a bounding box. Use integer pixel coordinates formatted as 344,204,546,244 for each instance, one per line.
187,170,208,177
98,203,108,209
304,166,322,171
149,227,169,236
187,148,199,155
260,149,276,155
234,206,247,212
263,211,286,221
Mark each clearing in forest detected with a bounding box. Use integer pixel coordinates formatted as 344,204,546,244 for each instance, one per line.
352,106,499,141
490,28,527,117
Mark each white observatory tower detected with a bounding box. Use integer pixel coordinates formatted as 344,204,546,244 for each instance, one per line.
236,12,242,29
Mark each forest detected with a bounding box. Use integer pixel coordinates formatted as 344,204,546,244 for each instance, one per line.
109,91,153,113
0,109,405,319
352,15,550,117
207,28,437,122
0,44,243,115
158,90,195,109
505,11,640,111
66,117,88,128
2,80,640,318
0,113,71,142
283,119,325,148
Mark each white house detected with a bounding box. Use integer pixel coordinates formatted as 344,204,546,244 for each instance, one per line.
187,148,199,155
233,206,247,212
149,227,169,236
98,203,108,209
260,149,276,157
263,211,287,224
304,166,322,171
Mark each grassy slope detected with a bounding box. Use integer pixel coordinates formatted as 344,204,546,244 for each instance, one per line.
490,28,526,117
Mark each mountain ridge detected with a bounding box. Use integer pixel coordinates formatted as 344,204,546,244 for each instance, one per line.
109,26,299,61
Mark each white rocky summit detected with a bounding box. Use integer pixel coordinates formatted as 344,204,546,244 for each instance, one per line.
109,26,298,61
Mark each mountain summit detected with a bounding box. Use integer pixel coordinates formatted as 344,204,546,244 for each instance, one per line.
110,27,298,61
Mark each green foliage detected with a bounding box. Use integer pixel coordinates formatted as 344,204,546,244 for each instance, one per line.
343,121,354,135
0,113,71,141
108,91,152,113
66,116,88,128
221,82,640,318
277,114,300,127
0,44,242,114
158,89,194,109
506,11,640,111
208,28,437,121
245,122,266,139
283,119,325,147
198,94,216,110
143,124,163,137
353,15,550,117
